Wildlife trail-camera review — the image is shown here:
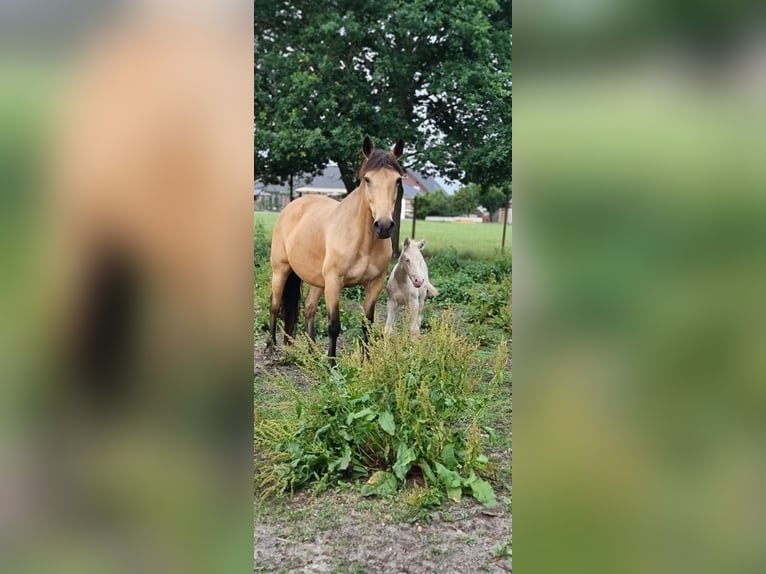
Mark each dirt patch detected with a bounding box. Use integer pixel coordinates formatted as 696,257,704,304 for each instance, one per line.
254,492,512,573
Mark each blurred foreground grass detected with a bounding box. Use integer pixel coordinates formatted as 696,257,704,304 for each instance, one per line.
518,80,766,573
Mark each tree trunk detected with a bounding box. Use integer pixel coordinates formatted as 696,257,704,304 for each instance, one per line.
337,161,357,196
391,180,404,258
501,197,510,254
411,196,417,239
289,173,294,202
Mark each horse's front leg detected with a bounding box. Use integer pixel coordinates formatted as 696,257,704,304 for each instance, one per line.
324,276,342,365
362,275,386,351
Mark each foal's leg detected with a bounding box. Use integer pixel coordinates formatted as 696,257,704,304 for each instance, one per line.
304,285,323,342
362,275,386,351
416,288,427,336
323,276,342,365
384,298,397,336
268,267,290,349
409,292,421,336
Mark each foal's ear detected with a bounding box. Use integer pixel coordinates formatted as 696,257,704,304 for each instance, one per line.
403,237,410,248
363,136,373,159
392,139,404,159
417,239,426,250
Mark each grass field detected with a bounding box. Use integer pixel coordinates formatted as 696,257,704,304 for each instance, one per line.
254,210,511,259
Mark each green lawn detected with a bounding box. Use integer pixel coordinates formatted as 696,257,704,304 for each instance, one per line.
254,210,511,258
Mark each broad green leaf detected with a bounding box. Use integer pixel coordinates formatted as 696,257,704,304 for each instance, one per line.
393,443,417,481
469,477,497,507
447,487,463,503
420,461,437,485
352,464,367,479
360,471,398,497
338,445,351,470
346,407,374,425
440,444,458,470
378,411,396,435
434,462,462,489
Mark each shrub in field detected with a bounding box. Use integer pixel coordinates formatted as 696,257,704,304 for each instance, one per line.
429,250,512,305
254,313,507,507
253,221,273,334
253,220,270,267
464,276,512,335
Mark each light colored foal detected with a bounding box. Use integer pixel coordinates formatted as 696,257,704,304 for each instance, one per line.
385,238,438,336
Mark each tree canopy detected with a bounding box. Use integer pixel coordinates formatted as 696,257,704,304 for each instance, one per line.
254,0,512,193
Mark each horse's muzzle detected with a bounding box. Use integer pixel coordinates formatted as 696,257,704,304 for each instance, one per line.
373,218,395,239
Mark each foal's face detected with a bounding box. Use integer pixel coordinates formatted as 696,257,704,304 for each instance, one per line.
363,168,402,239
399,239,428,288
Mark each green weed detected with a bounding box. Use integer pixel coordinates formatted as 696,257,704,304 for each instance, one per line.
254,314,507,507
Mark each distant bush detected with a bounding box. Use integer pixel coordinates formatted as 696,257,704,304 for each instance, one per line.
415,189,459,218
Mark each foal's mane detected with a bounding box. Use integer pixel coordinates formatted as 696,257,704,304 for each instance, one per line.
359,149,405,177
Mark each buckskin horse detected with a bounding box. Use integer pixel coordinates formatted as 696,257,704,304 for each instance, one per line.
268,136,404,363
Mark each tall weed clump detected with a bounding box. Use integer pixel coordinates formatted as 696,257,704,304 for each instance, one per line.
253,220,272,332
254,313,507,507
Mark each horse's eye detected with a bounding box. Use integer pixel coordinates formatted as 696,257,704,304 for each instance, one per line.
364,176,371,185
404,257,410,263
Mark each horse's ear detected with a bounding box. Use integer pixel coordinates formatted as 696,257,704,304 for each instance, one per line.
417,239,426,250
392,139,404,159
403,237,410,248
363,136,373,159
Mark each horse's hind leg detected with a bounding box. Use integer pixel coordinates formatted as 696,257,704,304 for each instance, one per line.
304,285,323,342
281,271,302,344
268,266,290,349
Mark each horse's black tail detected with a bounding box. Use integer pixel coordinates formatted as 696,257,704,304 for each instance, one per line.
281,270,301,342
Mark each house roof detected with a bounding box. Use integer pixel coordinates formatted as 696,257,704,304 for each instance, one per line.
256,164,450,198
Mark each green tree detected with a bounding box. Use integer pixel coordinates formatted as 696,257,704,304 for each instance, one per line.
452,184,480,216
416,190,456,218
477,184,511,219
254,0,512,253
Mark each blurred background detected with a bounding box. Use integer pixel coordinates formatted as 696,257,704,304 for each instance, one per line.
518,1,766,573
1,1,253,572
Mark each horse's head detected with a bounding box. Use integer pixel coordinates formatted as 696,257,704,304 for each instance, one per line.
360,136,404,239
399,237,428,289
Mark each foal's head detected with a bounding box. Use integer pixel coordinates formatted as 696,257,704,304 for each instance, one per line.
360,136,404,239
398,237,428,288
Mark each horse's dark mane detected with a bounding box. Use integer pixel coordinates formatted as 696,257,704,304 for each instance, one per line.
359,150,404,177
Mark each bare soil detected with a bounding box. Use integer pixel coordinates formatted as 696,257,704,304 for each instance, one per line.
254,490,512,574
